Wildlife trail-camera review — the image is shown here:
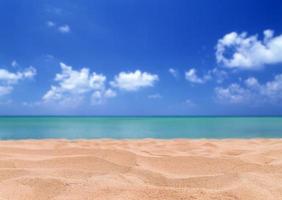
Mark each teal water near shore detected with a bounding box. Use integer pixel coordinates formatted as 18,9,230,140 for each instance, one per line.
0,117,281,139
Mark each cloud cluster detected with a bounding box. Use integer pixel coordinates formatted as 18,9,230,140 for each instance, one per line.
185,68,227,84
0,67,36,97
185,68,210,84
215,84,250,104
43,64,158,106
46,21,71,33
43,63,114,105
3,29,282,108
216,29,282,69
91,89,117,105
58,25,71,33
215,74,282,104
110,70,159,91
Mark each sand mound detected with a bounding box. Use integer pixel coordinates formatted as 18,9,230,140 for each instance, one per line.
0,139,281,199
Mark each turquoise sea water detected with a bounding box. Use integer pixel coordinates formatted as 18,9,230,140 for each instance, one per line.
0,117,281,139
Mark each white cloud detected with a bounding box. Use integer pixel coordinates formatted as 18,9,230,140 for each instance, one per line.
11,60,18,67
91,89,116,105
0,67,36,97
111,70,159,91
46,21,56,27
260,75,282,101
168,68,178,77
216,29,282,69
46,21,71,34
56,62,105,92
22,67,37,79
215,84,250,104
185,68,210,84
58,25,70,33
104,89,117,98
215,74,282,104
0,67,36,84
244,77,260,88
185,68,228,84
91,91,103,105
43,62,115,105
208,68,228,83
148,93,162,99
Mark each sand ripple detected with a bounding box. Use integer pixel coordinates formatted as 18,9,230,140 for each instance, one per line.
0,139,281,199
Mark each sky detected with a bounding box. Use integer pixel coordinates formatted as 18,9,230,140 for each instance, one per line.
0,0,282,115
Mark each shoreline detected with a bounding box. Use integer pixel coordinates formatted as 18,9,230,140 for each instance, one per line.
2,137,282,141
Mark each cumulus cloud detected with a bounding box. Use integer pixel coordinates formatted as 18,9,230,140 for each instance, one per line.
215,84,250,104
0,67,36,97
185,68,208,84
43,62,115,105
244,77,260,88
90,89,116,105
168,68,178,77
58,25,70,33
110,70,159,91
0,67,36,84
215,74,282,104
185,67,222,84
216,29,282,69
104,89,117,98
185,68,228,84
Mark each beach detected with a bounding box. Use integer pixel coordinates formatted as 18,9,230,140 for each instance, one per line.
0,139,281,199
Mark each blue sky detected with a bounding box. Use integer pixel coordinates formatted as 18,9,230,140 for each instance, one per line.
0,0,282,115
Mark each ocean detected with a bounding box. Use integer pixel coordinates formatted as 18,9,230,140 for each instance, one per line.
0,116,281,139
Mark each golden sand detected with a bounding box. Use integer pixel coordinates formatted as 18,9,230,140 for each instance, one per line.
0,139,281,199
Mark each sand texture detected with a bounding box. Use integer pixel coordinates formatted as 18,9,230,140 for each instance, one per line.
0,139,281,199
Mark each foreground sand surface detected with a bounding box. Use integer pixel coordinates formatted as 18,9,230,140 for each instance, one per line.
0,139,282,199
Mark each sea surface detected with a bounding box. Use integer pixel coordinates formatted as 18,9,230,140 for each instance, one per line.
0,116,281,139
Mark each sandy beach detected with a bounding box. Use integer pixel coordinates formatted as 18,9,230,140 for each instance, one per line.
0,139,281,199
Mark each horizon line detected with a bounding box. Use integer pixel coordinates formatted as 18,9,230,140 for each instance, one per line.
0,115,281,117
